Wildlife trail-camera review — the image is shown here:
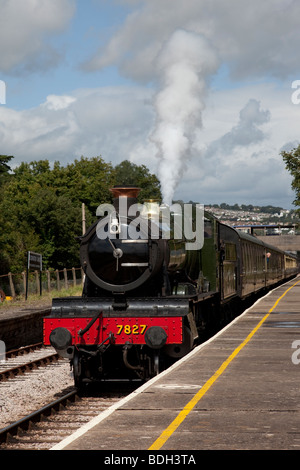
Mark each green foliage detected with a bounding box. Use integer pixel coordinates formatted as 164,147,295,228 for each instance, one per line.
0,155,13,174
281,145,300,209
0,156,162,274
114,160,161,202
0,155,13,189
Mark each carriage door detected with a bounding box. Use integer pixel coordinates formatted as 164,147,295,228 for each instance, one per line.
221,242,238,300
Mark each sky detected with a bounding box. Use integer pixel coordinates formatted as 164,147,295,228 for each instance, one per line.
0,0,300,209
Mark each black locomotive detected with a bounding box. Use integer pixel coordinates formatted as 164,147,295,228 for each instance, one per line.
44,187,298,387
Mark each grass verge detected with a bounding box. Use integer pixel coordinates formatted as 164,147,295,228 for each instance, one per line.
0,284,83,310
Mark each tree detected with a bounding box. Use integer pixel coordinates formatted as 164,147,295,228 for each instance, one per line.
51,156,115,216
0,154,13,187
281,144,300,209
0,156,162,274
0,154,13,172
113,160,161,202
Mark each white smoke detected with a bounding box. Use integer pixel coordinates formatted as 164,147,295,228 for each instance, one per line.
150,30,219,205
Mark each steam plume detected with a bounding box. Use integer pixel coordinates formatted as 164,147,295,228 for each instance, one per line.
150,29,219,205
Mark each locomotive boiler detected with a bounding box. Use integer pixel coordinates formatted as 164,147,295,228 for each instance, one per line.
43,187,298,387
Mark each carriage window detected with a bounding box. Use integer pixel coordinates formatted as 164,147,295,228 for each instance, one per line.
225,243,237,261
204,218,212,238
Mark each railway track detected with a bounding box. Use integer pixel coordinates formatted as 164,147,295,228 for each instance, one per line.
0,387,131,450
0,343,59,382
0,342,139,450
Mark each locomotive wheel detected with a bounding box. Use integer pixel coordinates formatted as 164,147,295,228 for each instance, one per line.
73,350,83,388
154,352,160,376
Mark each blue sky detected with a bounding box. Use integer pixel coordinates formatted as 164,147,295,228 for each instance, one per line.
0,0,300,209
3,1,135,109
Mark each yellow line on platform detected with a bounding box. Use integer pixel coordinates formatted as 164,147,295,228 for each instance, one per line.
148,278,300,450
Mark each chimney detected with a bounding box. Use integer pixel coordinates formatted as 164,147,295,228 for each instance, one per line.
110,186,141,211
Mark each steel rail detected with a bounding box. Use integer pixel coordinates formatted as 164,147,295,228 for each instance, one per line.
0,353,60,382
6,342,44,358
0,389,78,444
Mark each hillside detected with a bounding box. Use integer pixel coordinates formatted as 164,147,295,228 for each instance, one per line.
205,203,297,228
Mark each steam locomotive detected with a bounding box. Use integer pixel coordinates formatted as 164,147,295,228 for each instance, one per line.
43,187,298,387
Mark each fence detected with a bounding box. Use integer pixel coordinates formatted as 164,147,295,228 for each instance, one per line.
0,267,84,299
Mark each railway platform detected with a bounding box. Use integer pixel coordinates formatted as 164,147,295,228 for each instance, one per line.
52,277,300,451
0,305,50,350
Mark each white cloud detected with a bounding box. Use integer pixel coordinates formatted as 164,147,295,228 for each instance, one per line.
174,84,298,208
86,0,300,81
82,0,300,206
43,95,77,111
204,99,271,159
1,81,297,208
0,0,76,73
0,0,299,209
0,87,154,166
